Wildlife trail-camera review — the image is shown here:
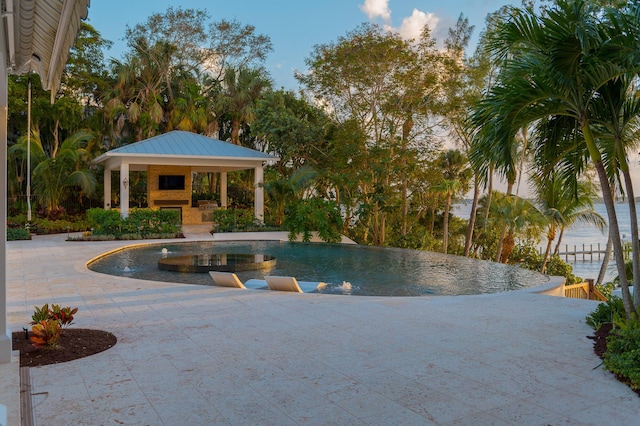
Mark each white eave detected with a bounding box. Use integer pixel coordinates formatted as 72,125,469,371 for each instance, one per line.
4,0,90,100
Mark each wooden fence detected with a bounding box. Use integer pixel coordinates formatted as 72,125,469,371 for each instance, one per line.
564,279,607,301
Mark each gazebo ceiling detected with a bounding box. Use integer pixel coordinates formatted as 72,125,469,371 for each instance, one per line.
4,0,90,99
93,131,279,172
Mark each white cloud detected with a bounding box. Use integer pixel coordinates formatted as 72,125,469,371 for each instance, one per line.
396,9,439,41
360,0,391,21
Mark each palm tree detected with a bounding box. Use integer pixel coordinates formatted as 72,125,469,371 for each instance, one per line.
470,0,640,316
590,75,640,307
435,150,471,254
213,66,270,145
532,171,605,274
9,130,96,216
104,40,174,141
487,192,546,263
263,166,318,227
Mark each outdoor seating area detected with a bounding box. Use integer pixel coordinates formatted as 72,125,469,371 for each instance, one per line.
209,271,325,293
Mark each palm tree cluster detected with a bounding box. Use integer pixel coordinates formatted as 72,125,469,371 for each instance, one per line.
469,0,640,317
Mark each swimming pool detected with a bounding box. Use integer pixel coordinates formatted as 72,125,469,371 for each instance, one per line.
87,240,548,296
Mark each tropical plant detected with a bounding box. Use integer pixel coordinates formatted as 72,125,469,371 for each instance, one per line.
469,0,640,317
9,130,97,217
586,296,625,330
434,150,471,253
263,166,318,227
213,66,271,145
29,304,79,349
283,198,343,243
486,192,546,263
30,320,62,350
211,208,257,232
604,313,640,389
532,171,605,273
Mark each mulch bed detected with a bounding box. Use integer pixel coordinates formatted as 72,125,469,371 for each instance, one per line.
12,328,117,367
587,323,640,398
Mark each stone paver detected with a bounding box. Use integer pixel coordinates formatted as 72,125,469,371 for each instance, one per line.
3,229,639,425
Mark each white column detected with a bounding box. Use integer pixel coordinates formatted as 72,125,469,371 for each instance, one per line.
103,168,111,210
254,166,264,222
0,46,11,363
120,163,130,218
220,172,227,208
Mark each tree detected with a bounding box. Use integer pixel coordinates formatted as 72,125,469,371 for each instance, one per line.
104,39,174,141
213,66,271,145
62,22,113,108
532,171,605,274
470,0,640,316
487,193,545,263
205,19,273,80
9,130,97,216
435,150,471,254
297,23,440,245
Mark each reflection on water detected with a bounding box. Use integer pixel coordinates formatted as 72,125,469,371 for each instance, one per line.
88,241,548,297
454,202,636,281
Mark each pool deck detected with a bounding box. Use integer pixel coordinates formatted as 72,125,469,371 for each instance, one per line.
2,227,639,425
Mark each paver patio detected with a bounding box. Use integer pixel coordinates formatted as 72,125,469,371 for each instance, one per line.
3,228,638,425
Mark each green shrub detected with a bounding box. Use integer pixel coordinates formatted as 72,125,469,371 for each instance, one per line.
509,244,580,284
7,214,89,235
86,208,180,239
211,208,257,232
604,314,640,390
283,198,343,243
87,208,123,235
586,296,625,330
7,227,30,240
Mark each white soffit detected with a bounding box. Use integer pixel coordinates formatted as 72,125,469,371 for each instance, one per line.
5,0,90,97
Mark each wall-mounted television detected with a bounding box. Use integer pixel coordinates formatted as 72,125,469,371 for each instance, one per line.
159,175,185,190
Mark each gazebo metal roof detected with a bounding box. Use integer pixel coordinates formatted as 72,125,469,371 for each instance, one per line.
93,131,279,172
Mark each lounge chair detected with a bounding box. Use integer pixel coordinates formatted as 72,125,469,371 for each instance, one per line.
264,275,303,293
209,271,246,289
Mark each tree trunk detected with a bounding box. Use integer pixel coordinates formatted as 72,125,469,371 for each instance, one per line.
541,224,556,274
464,176,480,257
231,121,241,145
595,180,615,287
443,193,451,254
495,181,513,263
501,231,515,263
622,166,640,309
553,227,565,256
584,123,634,317
484,166,494,223
596,234,613,287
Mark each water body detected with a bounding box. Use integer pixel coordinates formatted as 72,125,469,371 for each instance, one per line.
453,202,640,281
88,241,548,297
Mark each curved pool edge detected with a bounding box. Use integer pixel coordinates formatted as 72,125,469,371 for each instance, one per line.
86,237,555,297
518,275,566,296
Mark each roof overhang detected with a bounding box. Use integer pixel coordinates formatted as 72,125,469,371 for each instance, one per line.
94,152,277,173
3,0,90,100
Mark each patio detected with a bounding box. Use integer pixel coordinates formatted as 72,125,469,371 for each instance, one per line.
2,229,639,424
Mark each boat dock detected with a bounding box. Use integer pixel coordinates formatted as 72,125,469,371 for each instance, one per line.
548,243,632,262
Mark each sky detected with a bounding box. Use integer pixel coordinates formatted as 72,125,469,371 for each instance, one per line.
87,0,518,90
84,1,640,197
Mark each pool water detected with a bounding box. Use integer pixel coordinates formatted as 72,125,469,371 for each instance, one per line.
87,241,548,296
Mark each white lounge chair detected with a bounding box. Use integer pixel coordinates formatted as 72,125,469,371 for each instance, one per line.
264,275,303,293
209,271,246,289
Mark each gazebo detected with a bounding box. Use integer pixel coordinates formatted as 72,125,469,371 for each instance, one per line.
92,131,279,224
